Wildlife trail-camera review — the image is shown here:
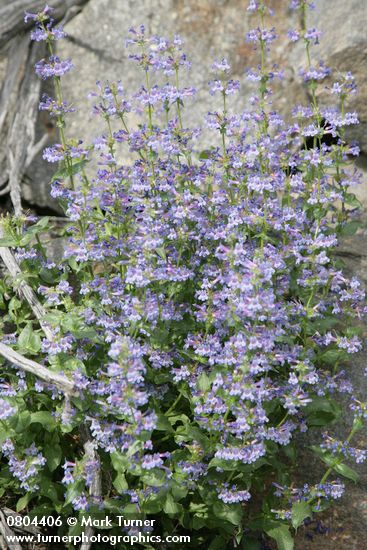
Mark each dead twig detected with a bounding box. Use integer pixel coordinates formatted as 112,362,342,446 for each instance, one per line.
80,436,102,550
0,342,75,394
0,226,53,340
0,0,89,51
2,508,42,536
0,0,89,214
0,510,22,550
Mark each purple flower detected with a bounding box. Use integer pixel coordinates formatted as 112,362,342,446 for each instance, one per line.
42,144,64,163
218,487,251,503
31,25,66,42
304,27,322,44
39,94,75,116
35,56,73,80
247,0,260,11
24,5,53,23
72,493,89,511
288,29,300,42
211,58,231,74
0,399,16,420
141,454,164,470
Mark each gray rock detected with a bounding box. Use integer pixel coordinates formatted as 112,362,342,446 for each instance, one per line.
290,0,367,152
57,0,298,149
1,0,366,210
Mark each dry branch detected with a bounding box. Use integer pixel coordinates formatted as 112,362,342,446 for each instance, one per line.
0,510,22,550
7,39,45,216
0,226,53,340
0,342,74,394
0,0,89,214
2,508,42,536
0,0,89,51
80,439,102,550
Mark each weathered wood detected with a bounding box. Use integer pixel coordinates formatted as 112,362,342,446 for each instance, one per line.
0,226,53,340
0,0,89,51
0,342,75,394
0,0,89,213
80,438,102,550
2,509,42,536
0,510,22,550
7,39,45,216
0,36,28,139
0,35,29,194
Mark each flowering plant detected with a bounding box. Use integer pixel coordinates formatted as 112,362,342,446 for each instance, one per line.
0,1,365,548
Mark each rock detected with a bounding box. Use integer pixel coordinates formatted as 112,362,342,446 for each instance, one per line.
1,0,366,211
290,0,367,152
57,0,299,148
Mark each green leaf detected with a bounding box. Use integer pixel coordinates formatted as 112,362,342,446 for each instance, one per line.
171,483,188,501
343,192,362,209
150,327,169,346
291,501,312,528
43,311,65,325
156,247,167,261
266,525,294,550
212,502,243,526
333,462,359,482
45,444,62,472
0,428,10,445
123,503,140,515
28,216,50,232
208,537,228,550
167,413,189,425
14,411,31,432
353,416,364,432
38,479,59,503
52,159,88,182
63,358,87,375
110,452,129,473
311,446,359,482
311,446,334,464
142,493,165,514
113,473,128,493
241,538,261,550
141,470,166,487
319,348,347,364
16,493,32,512
19,218,50,245
65,480,85,505
163,494,181,515
155,414,174,432
305,396,341,426
197,373,211,392
61,314,98,340
18,323,41,355
0,237,17,247
208,458,236,471
183,425,210,452
8,296,22,321
199,149,214,160
340,220,363,236
179,348,207,364
30,411,57,432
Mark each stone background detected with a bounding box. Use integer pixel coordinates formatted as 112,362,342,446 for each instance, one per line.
18,0,367,210
1,1,367,548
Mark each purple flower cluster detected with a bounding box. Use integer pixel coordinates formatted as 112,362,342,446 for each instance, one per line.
218,485,251,503
35,56,73,80
0,399,16,420
1,441,46,491
321,434,367,463
272,479,345,518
